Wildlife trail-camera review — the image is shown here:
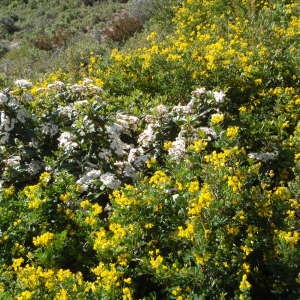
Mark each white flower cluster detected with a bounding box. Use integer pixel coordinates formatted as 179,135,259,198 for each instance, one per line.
168,136,186,159
191,87,226,104
41,123,59,137
76,169,101,191
0,92,8,105
100,172,121,190
248,151,278,162
58,132,78,151
4,155,21,168
70,78,103,94
14,79,33,89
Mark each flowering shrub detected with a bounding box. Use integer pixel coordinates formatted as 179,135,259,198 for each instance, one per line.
0,0,299,299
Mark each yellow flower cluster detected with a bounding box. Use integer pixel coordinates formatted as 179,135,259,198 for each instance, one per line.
92,263,121,291
277,230,299,247
188,181,200,193
190,139,207,153
188,183,214,215
226,126,239,138
33,232,54,247
239,274,251,291
177,223,195,240
149,170,171,187
227,175,243,192
149,249,165,271
111,189,136,207
211,113,224,125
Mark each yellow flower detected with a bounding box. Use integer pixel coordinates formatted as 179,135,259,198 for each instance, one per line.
111,190,136,207
122,287,133,300
239,106,247,113
39,172,51,185
211,113,224,125
241,245,253,256
59,192,71,203
177,223,195,240
226,126,239,138
239,274,251,291
150,255,164,269
54,288,69,300
188,183,214,215
171,286,182,296
191,139,208,152
164,141,173,150
243,263,250,274
146,157,157,168
144,223,154,229
227,175,242,192
149,170,171,187
3,185,15,196
193,253,210,265
17,290,32,300
28,198,43,209
277,230,299,246
188,181,200,193
80,199,91,209
33,232,54,247
12,257,24,271
273,186,291,199
124,277,132,284
84,216,97,226
91,203,103,215
175,181,183,191
254,78,262,85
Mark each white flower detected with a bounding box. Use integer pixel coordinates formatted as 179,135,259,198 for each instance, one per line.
5,156,21,168
199,127,217,139
248,151,278,162
98,149,112,160
116,113,139,130
41,123,59,136
212,91,226,103
128,147,150,168
14,79,33,89
172,99,194,115
168,136,186,159
76,169,101,191
138,124,156,148
110,137,131,157
114,161,137,179
100,172,121,189
0,112,15,132
154,104,168,117
57,105,75,118
83,78,93,85
16,107,29,123
0,92,8,105
192,87,206,97
70,84,87,93
58,132,78,151
47,81,65,89
0,133,9,144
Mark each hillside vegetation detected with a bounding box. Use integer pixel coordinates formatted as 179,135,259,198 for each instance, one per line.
0,0,168,83
0,0,299,299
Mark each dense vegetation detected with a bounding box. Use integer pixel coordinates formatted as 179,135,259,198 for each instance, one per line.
0,0,299,299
